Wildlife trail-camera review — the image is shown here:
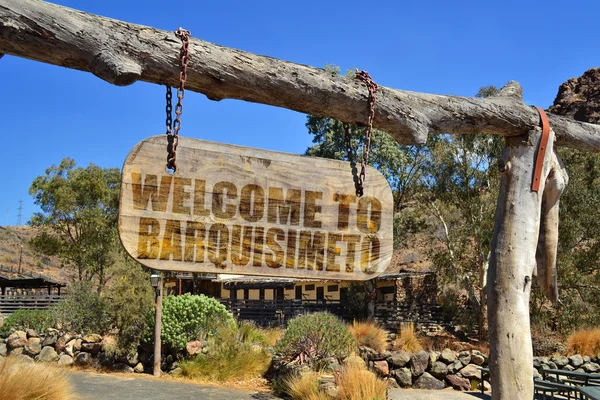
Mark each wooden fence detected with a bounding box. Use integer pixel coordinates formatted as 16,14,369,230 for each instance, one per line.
0,295,63,315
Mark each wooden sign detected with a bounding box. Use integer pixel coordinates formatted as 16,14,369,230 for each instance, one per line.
119,136,393,280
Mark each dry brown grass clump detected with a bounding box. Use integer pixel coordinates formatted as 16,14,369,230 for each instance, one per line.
349,321,388,352
0,356,73,400
261,327,284,347
337,364,387,400
567,328,600,356
394,322,423,352
284,371,328,400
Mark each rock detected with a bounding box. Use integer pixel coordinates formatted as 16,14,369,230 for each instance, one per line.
186,340,203,356
471,353,485,366
81,342,102,356
440,348,456,364
429,351,440,365
533,368,542,380
112,363,134,373
446,374,471,391
459,364,481,380
56,333,73,354
319,380,338,398
569,355,584,368
391,368,412,387
458,351,471,366
42,331,58,347
411,350,430,377
98,352,115,367
58,355,74,367
385,377,399,388
75,352,92,366
36,346,58,362
0,343,6,356
117,352,139,367
134,362,144,373
83,334,102,343
168,361,180,371
26,329,38,338
583,362,600,373
388,350,412,368
430,361,449,379
64,340,76,357
564,364,575,371
169,367,182,376
24,337,42,356
478,380,491,392
73,339,82,352
373,360,389,377
533,357,542,369
7,331,27,349
551,356,569,367
547,361,557,370
584,356,591,363
414,372,444,390
447,360,463,374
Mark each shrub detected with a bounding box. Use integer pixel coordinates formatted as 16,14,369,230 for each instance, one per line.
336,363,387,400
349,321,388,352
394,322,422,352
180,323,270,382
284,371,328,400
0,309,54,336
158,293,235,350
567,328,600,356
0,356,73,399
51,281,111,334
274,312,355,368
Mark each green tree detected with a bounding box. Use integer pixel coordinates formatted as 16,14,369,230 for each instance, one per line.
29,158,120,291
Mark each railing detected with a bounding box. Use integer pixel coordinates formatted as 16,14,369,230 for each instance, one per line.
0,295,62,315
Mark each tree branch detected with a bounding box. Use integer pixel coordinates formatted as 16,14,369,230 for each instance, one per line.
1,0,599,150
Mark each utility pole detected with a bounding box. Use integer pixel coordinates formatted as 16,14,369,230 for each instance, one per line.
17,200,23,226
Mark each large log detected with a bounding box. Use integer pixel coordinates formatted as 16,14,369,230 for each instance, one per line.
1,0,600,151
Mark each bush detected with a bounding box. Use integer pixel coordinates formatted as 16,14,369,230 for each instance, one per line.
0,309,54,336
284,371,328,400
567,328,600,356
336,363,387,400
349,321,388,352
180,322,271,382
158,293,235,350
51,282,111,334
0,356,73,399
394,322,422,352
274,312,355,368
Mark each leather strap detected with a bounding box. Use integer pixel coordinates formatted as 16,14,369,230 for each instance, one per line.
532,106,551,192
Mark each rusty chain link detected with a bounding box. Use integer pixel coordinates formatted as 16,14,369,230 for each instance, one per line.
344,69,379,197
166,28,191,172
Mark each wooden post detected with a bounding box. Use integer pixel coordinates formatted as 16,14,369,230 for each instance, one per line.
153,273,163,377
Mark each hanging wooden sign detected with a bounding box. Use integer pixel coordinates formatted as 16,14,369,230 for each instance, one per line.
118,135,394,280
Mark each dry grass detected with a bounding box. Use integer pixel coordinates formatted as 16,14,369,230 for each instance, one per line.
567,328,600,356
393,322,423,352
284,371,329,400
349,321,388,352
0,356,73,400
344,352,366,369
336,364,387,400
260,327,284,347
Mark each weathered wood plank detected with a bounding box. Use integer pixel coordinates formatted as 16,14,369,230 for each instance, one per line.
119,136,394,280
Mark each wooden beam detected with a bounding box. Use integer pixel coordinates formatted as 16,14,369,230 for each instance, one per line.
1,0,599,150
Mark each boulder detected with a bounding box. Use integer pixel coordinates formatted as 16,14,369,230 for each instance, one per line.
83,334,102,343
564,364,575,371
430,361,449,379
0,343,6,356
411,350,430,377
551,356,569,368
429,351,440,365
584,356,591,363
36,346,58,362
385,377,399,388
547,361,558,370
24,337,42,356
388,350,412,368
73,339,83,352
134,362,144,373
7,331,27,349
533,368,542,380
373,360,389,377
446,374,471,391
447,360,463,375
186,340,203,356
56,333,73,354
58,355,74,367
98,352,115,367
25,329,38,338
169,367,182,376
569,355,584,368
42,331,58,347
75,352,92,366
458,351,471,366
414,372,444,390
471,353,485,366
459,364,481,380
64,340,76,357
583,362,600,373
478,380,491,392
391,368,412,387
117,352,139,367
81,342,102,356
112,363,134,373
440,348,456,364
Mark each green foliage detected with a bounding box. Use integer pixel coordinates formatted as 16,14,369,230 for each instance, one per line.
274,312,355,368
28,158,120,291
0,309,54,336
180,322,271,381
157,293,235,350
51,281,111,334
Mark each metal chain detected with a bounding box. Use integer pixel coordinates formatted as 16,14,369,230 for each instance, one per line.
344,70,379,197
166,28,191,172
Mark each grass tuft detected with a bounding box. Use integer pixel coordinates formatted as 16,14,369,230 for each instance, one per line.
567,328,600,356
349,321,388,352
0,356,73,400
394,322,422,352
284,371,329,400
336,363,387,400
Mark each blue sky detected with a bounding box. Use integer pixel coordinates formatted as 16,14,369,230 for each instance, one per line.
1,0,598,225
